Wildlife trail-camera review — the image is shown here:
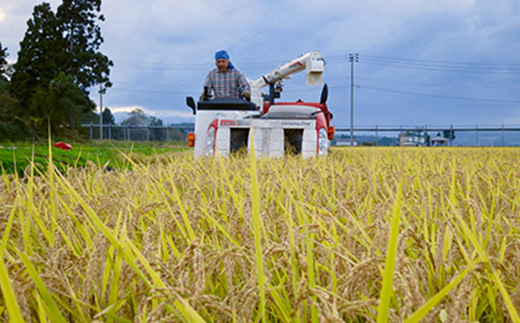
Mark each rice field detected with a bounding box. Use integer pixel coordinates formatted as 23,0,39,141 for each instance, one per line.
1,146,519,322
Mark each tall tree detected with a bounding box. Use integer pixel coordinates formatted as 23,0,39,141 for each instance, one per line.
56,0,112,90
9,0,112,133
9,3,63,108
102,107,115,125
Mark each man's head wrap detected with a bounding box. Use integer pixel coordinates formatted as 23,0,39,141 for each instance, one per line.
215,50,229,60
215,50,234,69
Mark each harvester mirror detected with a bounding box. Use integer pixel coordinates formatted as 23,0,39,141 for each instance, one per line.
320,83,328,104
186,97,196,115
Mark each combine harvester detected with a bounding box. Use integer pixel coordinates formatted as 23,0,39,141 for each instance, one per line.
186,51,334,158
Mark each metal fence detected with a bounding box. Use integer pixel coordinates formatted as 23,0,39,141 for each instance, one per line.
81,124,194,141
334,125,520,146
82,123,520,146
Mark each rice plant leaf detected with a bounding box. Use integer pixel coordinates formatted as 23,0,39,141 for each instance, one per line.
16,249,68,323
404,260,476,323
0,199,18,258
249,127,266,322
0,254,24,322
450,202,520,323
0,198,25,322
377,178,404,323
179,298,207,323
170,182,197,242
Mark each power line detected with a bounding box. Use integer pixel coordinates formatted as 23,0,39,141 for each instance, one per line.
361,54,520,69
322,53,520,74
109,87,194,95
360,55,520,75
358,84,520,103
324,53,520,68
360,61,520,75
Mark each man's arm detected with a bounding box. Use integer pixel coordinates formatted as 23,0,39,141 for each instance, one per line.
237,71,251,99
237,71,250,93
202,72,214,100
203,72,213,90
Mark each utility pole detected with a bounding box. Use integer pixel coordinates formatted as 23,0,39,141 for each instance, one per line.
349,53,358,146
99,85,106,140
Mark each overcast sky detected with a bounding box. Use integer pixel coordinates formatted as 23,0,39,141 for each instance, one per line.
2,0,520,127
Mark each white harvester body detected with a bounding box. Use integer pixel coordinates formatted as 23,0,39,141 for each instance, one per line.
186,51,334,158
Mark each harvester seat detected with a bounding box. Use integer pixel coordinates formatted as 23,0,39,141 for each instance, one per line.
197,97,257,111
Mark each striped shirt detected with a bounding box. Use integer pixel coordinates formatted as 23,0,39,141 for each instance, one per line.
203,68,251,98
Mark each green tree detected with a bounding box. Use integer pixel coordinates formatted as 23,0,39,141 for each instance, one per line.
0,78,19,116
9,0,112,134
9,3,62,108
121,108,165,141
121,108,150,127
102,107,115,125
149,115,165,141
0,44,34,140
443,129,456,143
100,107,118,138
30,72,95,135
56,0,112,90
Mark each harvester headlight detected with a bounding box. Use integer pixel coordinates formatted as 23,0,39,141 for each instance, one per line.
318,127,328,156
206,127,216,156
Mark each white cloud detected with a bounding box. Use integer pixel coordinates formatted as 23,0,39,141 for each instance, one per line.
109,105,194,123
109,106,142,114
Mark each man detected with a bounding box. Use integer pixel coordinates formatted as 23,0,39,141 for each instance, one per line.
202,50,251,100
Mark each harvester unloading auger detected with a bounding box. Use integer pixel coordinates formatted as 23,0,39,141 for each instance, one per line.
186,50,334,158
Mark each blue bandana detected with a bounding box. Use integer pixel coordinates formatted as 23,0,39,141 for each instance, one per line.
215,50,230,60
215,50,234,69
